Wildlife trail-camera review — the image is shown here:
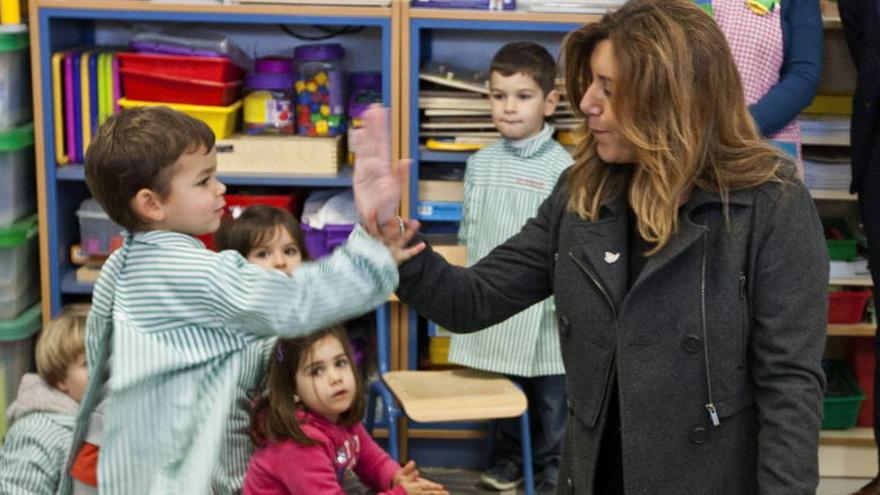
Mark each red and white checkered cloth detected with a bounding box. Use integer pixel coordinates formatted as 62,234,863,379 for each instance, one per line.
715,0,802,157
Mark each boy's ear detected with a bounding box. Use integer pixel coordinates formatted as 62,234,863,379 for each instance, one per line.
543,88,561,117
130,188,166,226
55,379,69,394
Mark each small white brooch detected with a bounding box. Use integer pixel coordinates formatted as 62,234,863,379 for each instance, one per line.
604,252,620,264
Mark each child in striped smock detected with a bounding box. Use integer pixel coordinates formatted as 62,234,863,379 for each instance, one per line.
61,106,422,495
0,304,89,494
451,42,572,494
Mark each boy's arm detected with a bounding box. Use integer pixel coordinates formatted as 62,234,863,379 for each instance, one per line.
0,415,67,495
210,225,398,338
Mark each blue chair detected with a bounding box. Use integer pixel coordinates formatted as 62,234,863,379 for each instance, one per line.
365,302,535,495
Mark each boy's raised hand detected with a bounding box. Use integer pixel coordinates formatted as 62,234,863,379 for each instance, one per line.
352,105,408,226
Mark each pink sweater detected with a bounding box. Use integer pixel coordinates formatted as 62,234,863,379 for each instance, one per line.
243,410,406,494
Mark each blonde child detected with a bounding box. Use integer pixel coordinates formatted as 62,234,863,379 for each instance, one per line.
62,106,421,494
244,327,448,495
453,41,571,494
0,304,90,493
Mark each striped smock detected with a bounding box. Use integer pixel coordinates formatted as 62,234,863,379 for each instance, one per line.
61,227,397,494
450,124,572,377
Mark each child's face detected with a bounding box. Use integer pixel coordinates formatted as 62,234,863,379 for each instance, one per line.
150,147,227,235
295,335,356,423
489,71,558,141
57,353,88,403
246,226,303,275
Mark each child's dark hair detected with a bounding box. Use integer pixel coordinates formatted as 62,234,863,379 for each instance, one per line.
250,326,365,447
214,204,310,261
85,106,216,232
490,41,557,95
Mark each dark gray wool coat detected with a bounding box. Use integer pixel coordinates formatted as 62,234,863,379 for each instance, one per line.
397,170,828,495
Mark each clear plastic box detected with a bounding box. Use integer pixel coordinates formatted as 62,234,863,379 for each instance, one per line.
0,215,39,320
0,123,35,227
77,198,125,256
0,30,31,130
0,303,41,438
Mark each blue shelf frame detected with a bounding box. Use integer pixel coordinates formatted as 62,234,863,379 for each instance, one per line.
407,17,580,220
406,16,579,362
38,7,393,316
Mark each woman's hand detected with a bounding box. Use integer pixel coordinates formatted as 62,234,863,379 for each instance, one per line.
363,212,426,265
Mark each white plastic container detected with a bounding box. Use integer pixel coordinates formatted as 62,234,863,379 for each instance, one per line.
0,215,38,320
77,198,125,256
0,303,41,438
0,30,31,130
0,123,35,226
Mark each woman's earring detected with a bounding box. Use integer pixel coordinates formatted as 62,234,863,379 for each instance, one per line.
294,394,301,403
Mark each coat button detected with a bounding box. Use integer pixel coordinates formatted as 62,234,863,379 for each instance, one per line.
688,426,708,444
681,335,701,353
558,316,571,336
567,477,574,489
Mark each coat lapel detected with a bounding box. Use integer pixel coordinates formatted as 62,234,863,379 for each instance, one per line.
570,195,629,311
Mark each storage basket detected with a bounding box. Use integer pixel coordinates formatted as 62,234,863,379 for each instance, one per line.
0,215,39,319
822,360,865,429
0,303,41,438
120,68,243,106
0,30,31,130
301,223,354,259
828,289,872,324
118,98,241,139
117,52,244,82
0,123,35,226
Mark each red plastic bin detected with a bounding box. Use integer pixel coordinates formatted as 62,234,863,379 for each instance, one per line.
117,52,245,83
828,289,872,324
121,68,243,106
198,194,300,251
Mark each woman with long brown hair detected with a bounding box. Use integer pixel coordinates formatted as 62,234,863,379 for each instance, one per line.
357,0,827,492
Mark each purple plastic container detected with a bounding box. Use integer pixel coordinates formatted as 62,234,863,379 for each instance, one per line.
244,72,295,92
254,56,294,75
302,223,355,259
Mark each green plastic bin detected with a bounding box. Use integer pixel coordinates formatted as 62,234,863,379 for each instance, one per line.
0,303,41,438
822,360,866,430
0,30,31,130
0,215,39,319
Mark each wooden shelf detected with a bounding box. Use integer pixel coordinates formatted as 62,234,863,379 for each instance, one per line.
821,427,876,448
802,134,850,146
828,323,876,337
36,0,391,17
811,189,857,201
407,7,600,24
56,163,354,187
830,276,873,286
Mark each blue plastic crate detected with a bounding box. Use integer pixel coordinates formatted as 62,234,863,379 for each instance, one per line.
416,201,462,222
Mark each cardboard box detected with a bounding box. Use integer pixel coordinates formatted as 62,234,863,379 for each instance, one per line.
216,134,342,176
419,180,464,202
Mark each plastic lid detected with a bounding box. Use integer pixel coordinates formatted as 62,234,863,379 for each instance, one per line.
254,56,294,74
244,72,295,91
0,30,28,52
0,122,34,151
0,303,42,342
294,43,344,62
0,214,37,248
350,72,382,90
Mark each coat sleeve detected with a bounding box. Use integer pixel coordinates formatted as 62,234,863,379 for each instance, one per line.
749,181,827,494
838,0,863,66
749,0,823,136
0,415,68,495
396,176,564,333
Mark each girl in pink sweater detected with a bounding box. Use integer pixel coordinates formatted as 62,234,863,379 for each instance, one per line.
243,326,448,495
